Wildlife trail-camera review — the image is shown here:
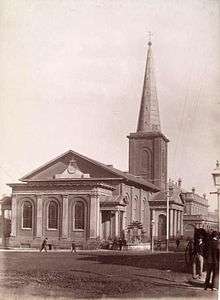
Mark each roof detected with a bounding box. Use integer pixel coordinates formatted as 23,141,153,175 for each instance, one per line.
19,150,159,192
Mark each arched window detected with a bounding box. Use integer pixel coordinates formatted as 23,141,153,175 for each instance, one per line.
48,201,58,229
74,201,85,230
22,201,32,229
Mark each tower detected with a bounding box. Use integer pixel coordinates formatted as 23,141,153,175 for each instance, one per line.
128,39,169,190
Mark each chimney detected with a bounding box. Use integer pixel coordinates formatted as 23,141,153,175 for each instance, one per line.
178,178,182,188
192,187,195,194
203,193,206,199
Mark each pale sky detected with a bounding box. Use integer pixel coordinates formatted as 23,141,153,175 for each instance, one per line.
0,0,220,211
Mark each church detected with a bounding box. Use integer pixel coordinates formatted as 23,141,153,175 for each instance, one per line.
7,40,186,249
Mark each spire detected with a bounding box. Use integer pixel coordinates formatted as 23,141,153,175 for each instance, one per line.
137,38,161,132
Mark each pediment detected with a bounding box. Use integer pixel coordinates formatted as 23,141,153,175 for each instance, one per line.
20,150,120,182
150,186,185,206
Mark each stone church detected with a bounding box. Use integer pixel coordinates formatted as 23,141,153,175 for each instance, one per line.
7,40,183,248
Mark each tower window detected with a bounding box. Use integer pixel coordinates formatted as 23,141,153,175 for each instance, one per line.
22,201,32,229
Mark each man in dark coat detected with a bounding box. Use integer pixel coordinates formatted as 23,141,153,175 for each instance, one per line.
192,236,206,279
204,231,219,290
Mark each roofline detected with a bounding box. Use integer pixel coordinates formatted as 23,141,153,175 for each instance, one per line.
19,149,159,192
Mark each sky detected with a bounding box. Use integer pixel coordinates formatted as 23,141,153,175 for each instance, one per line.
0,0,220,211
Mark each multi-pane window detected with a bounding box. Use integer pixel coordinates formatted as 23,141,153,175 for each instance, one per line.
48,201,58,229
22,201,32,229
74,201,85,229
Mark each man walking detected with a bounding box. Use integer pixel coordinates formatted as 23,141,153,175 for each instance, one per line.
40,237,48,252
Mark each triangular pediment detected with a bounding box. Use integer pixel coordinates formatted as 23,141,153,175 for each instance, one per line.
20,150,121,182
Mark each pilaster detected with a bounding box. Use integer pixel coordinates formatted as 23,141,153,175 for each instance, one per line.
11,195,17,237
62,195,69,238
90,194,100,238
36,195,43,237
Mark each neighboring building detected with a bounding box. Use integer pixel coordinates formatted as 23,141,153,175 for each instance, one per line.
6,40,168,248
182,188,218,238
149,180,218,240
0,196,11,246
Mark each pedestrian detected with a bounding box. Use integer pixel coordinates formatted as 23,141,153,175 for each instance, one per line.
71,241,77,254
40,237,48,252
192,236,205,279
176,238,180,249
204,231,219,291
118,238,123,251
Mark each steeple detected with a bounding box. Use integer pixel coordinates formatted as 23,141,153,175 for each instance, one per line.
128,37,169,190
137,40,161,132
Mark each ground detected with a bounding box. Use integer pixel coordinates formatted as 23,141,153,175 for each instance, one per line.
0,250,218,300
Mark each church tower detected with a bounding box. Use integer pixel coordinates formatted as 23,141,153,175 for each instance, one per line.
128,39,169,190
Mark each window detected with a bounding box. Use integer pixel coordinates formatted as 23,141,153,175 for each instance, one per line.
22,201,32,229
133,197,138,221
74,201,85,229
48,201,58,229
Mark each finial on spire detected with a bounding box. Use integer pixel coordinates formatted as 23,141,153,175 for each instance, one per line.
148,31,153,46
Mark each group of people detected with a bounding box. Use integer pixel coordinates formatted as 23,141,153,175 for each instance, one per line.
40,238,77,254
191,228,219,291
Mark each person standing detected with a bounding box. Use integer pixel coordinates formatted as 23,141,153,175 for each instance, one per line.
40,237,48,252
71,241,77,254
204,231,219,290
176,238,180,249
192,236,205,279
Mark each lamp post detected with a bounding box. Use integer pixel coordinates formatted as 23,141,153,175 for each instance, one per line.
210,160,220,232
151,219,155,252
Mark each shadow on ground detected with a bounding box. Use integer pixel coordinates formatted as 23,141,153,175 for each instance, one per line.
77,252,188,273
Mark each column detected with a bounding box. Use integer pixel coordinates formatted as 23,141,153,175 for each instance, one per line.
180,212,184,236
36,195,43,237
176,211,179,234
122,211,126,231
90,194,100,238
173,210,177,237
99,210,102,239
177,211,181,234
152,209,156,237
10,195,17,237
169,209,174,238
62,195,69,238
115,210,119,236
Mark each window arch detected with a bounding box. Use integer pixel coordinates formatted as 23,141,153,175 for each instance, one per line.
48,201,58,229
22,200,33,229
141,148,152,175
74,201,85,230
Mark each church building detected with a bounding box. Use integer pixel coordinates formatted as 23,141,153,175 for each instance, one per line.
7,40,171,249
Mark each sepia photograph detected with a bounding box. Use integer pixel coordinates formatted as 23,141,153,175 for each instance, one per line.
0,1,219,299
